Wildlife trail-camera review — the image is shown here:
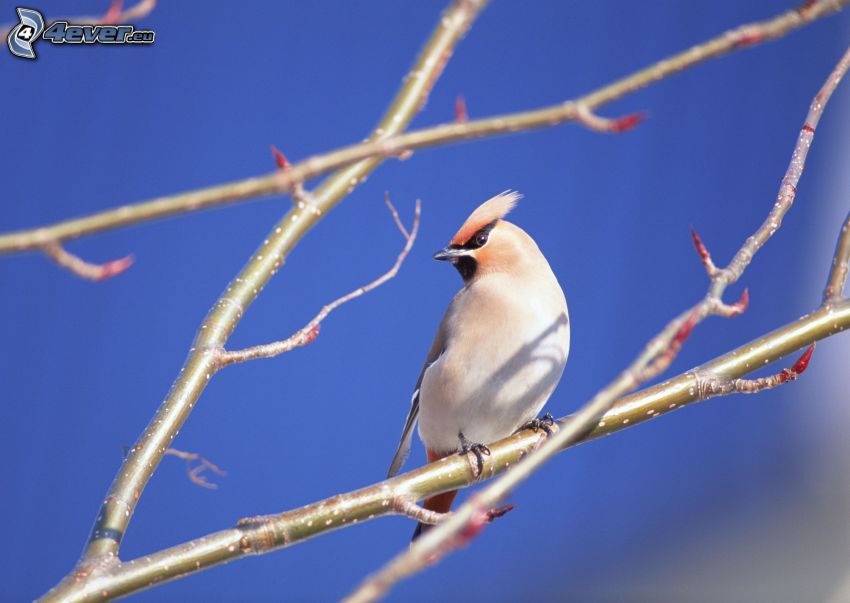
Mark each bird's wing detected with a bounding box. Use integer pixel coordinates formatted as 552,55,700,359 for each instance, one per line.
387,317,448,478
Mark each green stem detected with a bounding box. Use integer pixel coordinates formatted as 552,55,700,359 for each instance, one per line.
41,302,850,603
77,0,488,564
2,1,846,255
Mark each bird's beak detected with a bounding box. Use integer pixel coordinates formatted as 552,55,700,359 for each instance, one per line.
433,246,471,261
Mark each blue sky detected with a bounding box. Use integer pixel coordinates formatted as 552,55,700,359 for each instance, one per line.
3,1,850,601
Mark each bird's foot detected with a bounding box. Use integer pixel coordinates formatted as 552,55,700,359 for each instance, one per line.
458,431,491,477
517,412,557,436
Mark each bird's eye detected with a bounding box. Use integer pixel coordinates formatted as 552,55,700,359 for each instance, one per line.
475,232,489,247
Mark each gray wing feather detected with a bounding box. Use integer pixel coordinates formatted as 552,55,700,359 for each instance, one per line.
387,389,420,478
386,312,450,478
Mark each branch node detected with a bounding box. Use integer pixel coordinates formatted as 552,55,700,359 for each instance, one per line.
484,504,515,522
733,27,766,47
393,497,447,525
610,111,648,133
303,324,321,345
797,0,818,16
576,104,647,134
780,342,816,382
41,242,134,281
639,310,700,381
271,144,291,170
454,95,469,123
102,0,123,24
716,288,749,317
271,144,315,209
690,226,719,276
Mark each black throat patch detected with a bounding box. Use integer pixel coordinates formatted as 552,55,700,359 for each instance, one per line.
453,256,477,282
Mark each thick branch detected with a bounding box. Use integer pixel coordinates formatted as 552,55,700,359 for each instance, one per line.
35,301,850,603
2,0,847,255
33,2,850,600
64,0,486,572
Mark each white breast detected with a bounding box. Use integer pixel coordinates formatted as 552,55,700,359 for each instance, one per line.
417,274,569,454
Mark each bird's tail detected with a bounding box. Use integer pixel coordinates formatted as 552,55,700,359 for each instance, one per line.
412,448,457,540
412,489,458,541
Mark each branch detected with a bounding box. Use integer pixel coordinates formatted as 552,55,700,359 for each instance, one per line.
696,343,816,400
37,38,850,595
218,197,420,366
575,103,647,134
3,1,848,256
40,242,134,282
824,210,850,302
40,5,488,600
34,300,850,602
344,38,850,603
394,498,448,526
33,2,850,600
165,448,226,490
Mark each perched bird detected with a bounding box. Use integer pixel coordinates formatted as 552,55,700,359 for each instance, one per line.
387,191,570,539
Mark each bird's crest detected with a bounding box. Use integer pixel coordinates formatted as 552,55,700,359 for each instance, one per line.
450,191,522,246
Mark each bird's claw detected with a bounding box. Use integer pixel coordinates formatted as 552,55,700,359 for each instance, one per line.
518,412,556,436
458,431,491,476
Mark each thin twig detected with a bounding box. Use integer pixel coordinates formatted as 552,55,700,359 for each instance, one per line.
394,498,447,526
384,192,410,240
40,242,133,281
218,198,420,366
2,0,847,255
824,210,850,302
694,344,816,398
714,26,850,291
575,103,647,133
343,40,850,603
165,448,226,490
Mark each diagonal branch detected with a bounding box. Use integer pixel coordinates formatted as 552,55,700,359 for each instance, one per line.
42,6,489,599
40,34,850,602
218,198,420,366
40,178,850,598
344,38,850,603
2,0,848,256
35,300,850,602
824,210,850,302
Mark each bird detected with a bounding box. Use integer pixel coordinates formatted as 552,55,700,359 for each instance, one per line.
387,191,570,539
